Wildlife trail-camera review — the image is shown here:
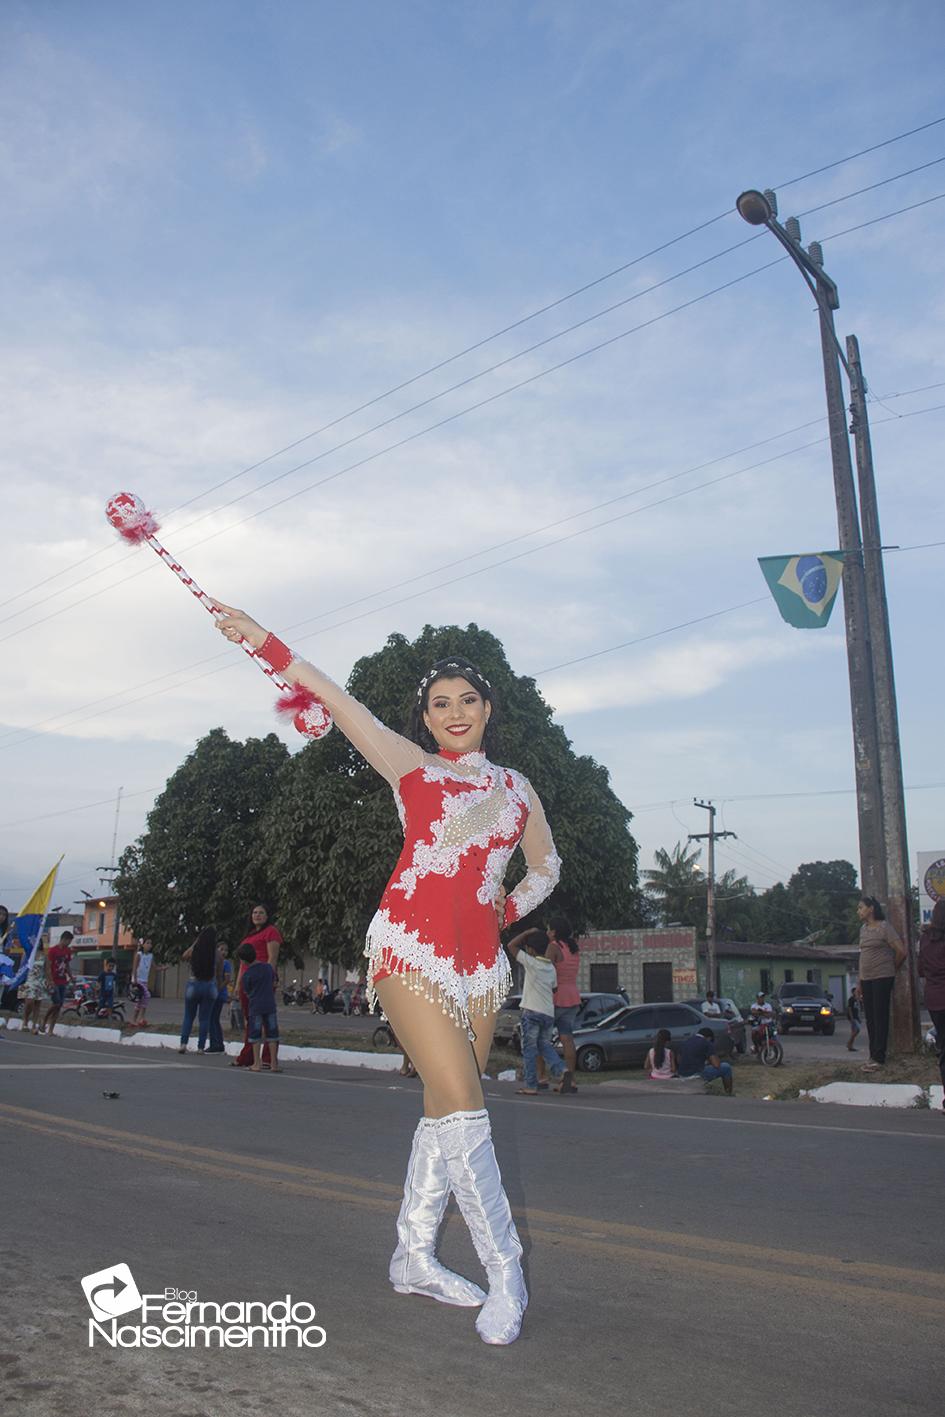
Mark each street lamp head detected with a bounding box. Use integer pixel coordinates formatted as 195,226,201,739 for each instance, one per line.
736,189,773,226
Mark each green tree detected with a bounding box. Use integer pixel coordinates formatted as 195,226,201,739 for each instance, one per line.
260,623,641,966
643,841,704,927
115,728,289,957
785,859,859,946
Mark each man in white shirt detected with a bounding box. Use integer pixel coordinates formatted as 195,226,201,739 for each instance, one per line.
750,991,775,1052
701,990,722,1017
506,928,575,1096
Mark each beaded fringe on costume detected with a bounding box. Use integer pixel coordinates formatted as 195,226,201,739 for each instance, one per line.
364,908,512,1036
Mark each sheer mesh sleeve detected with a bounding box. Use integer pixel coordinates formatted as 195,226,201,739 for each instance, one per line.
288,656,424,786
503,783,561,926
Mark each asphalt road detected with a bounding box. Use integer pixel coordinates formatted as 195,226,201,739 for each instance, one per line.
1,1028,942,1417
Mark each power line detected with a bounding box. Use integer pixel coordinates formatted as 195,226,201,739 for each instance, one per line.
4,115,943,617
6,181,944,650
1,397,942,752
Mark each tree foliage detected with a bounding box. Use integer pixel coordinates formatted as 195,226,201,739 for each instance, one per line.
643,843,860,946
259,623,642,966
114,728,289,958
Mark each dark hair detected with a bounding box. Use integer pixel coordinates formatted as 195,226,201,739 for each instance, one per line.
860,895,885,921
527,931,549,958
653,1028,672,1068
104,956,116,967
190,926,217,980
926,899,945,940
60,930,74,942
407,658,499,757
698,1027,715,1040
237,942,256,964
548,914,578,954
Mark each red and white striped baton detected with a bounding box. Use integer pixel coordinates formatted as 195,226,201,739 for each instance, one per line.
104,491,332,739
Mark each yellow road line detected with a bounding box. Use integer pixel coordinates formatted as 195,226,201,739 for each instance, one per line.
3,1102,943,1316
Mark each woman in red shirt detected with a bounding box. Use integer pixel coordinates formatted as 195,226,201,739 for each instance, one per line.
231,904,282,1069
546,914,581,1082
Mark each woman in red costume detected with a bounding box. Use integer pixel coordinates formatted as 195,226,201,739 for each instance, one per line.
214,605,559,1345
231,903,282,1069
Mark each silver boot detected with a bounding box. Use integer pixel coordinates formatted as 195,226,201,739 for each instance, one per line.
390,1117,487,1306
434,1109,527,1345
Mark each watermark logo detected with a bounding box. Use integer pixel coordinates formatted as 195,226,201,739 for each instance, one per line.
81,1264,326,1349
81,1263,143,1322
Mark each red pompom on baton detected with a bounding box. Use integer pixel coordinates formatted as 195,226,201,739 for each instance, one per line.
104,492,332,740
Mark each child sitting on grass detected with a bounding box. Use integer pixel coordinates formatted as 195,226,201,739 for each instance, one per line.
236,941,281,1073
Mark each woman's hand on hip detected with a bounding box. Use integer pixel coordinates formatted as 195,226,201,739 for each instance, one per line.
212,601,267,651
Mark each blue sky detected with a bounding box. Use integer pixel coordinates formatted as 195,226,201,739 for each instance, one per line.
1,0,943,915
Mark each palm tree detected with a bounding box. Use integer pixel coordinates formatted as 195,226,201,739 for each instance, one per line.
644,841,704,927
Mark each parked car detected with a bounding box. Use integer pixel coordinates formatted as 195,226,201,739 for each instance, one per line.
493,990,629,1052
570,1002,734,1073
774,982,836,1035
683,996,748,1053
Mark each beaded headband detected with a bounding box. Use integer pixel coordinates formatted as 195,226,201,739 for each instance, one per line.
416,661,492,704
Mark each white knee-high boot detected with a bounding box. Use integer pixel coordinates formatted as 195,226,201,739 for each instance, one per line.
390,1117,487,1306
434,1109,527,1345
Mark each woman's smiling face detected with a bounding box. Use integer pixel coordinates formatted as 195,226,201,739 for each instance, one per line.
423,676,491,753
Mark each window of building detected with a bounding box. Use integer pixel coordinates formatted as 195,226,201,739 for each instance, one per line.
806,969,821,985
784,969,794,983
98,913,106,935
760,968,772,993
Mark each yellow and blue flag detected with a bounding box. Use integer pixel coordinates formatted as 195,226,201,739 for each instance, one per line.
2,858,63,988
758,551,846,629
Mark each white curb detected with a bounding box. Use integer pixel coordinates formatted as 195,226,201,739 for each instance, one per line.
0,1015,402,1072
800,1082,925,1109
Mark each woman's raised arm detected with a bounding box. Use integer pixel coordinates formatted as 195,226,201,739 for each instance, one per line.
213,603,423,785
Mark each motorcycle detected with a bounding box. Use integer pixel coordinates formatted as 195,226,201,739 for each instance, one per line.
282,978,315,1006
751,1015,784,1067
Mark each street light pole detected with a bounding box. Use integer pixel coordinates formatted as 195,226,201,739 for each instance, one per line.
846,334,918,1049
735,187,918,1052
735,190,885,902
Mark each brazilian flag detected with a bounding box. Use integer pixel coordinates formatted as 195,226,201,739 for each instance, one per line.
757,551,846,629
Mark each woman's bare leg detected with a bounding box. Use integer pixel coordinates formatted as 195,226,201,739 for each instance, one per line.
374,974,485,1118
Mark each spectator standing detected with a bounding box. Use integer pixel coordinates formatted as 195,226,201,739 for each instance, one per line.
178,927,219,1053
21,943,49,1033
857,896,907,1070
42,930,74,1034
237,941,281,1073
645,1028,676,1080
677,1027,734,1094
506,928,574,1097
97,958,118,1015
207,941,231,1053
918,899,945,1110
846,988,862,1052
341,969,359,1015
232,905,283,1068
130,941,165,1027
545,914,581,1080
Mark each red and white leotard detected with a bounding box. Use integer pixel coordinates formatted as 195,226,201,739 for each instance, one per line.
286,656,561,1032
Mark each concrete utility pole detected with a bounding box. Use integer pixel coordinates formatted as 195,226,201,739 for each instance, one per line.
806,242,887,904
846,335,919,1050
689,800,736,996
735,188,924,1051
